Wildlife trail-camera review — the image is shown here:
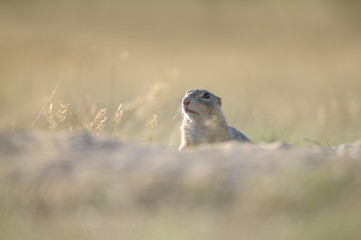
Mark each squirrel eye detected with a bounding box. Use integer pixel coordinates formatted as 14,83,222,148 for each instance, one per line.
202,92,211,99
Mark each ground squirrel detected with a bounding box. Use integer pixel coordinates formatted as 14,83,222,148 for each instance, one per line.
179,89,252,150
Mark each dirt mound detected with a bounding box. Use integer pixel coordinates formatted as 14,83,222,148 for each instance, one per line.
1,132,361,239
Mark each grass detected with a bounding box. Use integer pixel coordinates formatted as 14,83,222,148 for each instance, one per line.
0,1,361,239
1,1,361,146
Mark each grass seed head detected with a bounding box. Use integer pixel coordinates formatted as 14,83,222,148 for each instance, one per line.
56,104,68,122
111,103,123,135
146,114,158,129
42,98,57,133
91,108,108,134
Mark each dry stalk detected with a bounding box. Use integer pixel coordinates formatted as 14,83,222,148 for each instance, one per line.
91,108,108,134
146,114,158,142
111,103,123,135
64,104,88,134
31,75,63,129
42,98,57,133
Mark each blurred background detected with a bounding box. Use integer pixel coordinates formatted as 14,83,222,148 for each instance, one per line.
1,0,361,146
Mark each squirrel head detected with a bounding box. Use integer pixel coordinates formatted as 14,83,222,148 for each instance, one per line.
181,89,223,121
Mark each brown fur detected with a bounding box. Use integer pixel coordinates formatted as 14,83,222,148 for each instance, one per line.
179,89,251,150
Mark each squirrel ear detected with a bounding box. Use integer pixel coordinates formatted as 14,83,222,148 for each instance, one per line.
217,97,222,106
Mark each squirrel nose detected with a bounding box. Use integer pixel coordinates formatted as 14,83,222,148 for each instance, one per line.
183,99,190,106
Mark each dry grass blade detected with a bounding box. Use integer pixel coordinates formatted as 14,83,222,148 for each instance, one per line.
304,138,322,147
64,104,88,135
31,75,63,130
327,131,335,148
111,103,123,135
146,114,158,142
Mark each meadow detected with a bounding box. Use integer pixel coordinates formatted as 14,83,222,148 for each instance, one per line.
1,0,361,146
1,0,361,239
